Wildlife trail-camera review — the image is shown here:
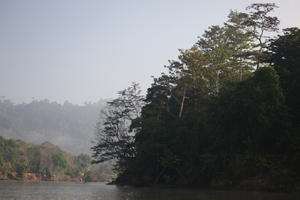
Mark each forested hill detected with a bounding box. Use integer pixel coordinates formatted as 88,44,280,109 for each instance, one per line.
0,99,106,155
0,136,112,182
91,3,300,191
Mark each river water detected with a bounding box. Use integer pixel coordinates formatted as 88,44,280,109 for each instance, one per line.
0,181,298,200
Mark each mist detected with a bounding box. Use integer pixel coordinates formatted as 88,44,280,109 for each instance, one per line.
0,98,107,155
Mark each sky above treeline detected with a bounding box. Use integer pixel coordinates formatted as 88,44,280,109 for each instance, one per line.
1,0,300,105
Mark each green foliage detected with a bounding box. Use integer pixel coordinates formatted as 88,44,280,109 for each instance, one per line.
83,171,93,182
0,137,103,181
26,146,41,173
268,27,300,180
15,160,29,178
75,154,91,169
51,152,67,171
269,28,300,123
214,67,287,154
94,3,300,191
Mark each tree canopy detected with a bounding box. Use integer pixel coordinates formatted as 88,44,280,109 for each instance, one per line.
92,4,300,190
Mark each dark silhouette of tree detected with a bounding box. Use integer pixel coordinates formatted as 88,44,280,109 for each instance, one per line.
244,3,280,68
91,83,144,172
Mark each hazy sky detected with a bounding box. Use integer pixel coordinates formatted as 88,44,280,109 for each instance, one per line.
1,0,299,104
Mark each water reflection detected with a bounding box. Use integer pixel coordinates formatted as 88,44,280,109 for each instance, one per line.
0,181,298,200
114,186,299,200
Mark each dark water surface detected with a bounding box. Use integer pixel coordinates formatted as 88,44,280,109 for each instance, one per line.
0,181,298,200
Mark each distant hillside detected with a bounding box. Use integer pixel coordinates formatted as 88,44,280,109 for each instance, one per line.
0,99,107,155
0,136,114,182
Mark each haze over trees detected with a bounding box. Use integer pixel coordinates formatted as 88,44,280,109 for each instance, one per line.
0,99,106,155
92,3,300,190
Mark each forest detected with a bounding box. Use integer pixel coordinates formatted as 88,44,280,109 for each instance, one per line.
0,98,115,181
0,136,113,182
0,99,106,154
92,3,300,191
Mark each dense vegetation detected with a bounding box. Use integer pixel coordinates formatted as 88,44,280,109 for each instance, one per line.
0,136,111,182
92,3,300,191
0,99,106,154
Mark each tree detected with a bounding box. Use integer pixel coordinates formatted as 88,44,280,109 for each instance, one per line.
196,11,256,94
225,10,256,78
51,152,67,171
75,154,91,169
165,47,210,118
91,83,144,172
197,25,230,94
243,3,280,68
268,27,300,123
268,28,300,175
92,4,300,189
15,159,29,178
214,67,287,154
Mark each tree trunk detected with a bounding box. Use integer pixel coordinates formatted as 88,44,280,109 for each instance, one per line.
154,167,166,184
179,88,186,118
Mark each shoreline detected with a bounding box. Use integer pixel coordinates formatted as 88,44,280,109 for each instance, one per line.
0,172,84,182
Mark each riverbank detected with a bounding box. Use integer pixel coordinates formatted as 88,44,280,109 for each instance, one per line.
0,172,85,182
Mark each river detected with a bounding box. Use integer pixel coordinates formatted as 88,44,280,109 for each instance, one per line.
0,181,298,200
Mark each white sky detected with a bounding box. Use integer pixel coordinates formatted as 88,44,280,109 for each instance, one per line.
0,0,299,104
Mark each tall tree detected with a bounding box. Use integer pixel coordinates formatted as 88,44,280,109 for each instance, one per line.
244,3,279,68
91,83,144,172
225,10,255,78
167,47,210,117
